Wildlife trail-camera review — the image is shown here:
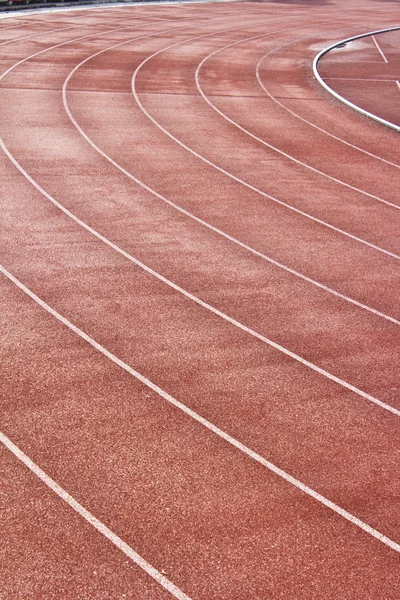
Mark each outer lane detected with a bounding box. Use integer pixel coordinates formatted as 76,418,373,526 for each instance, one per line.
1,2,400,599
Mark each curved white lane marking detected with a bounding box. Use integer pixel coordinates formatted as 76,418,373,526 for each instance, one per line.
1,265,400,555
195,32,400,212
0,5,206,48
0,18,194,81
131,34,400,260
62,33,400,325
0,430,193,600
2,20,400,411
1,127,399,415
256,44,400,169
313,27,400,133
0,24,80,46
2,20,400,409
0,20,35,30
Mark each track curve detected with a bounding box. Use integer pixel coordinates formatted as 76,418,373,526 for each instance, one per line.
314,26,400,132
1,2,400,599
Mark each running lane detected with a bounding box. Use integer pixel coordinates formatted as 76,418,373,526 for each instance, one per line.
1,1,399,599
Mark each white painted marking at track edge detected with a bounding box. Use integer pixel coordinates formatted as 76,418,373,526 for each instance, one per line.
1,265,400,556
62,34,400,325
195,30,400,212
1,20,399,412
0,24,79,47
325,78,399,82
131,34,400,258
372,35,388,63
1,127,399,418
0,431,193,600
256,41,400,169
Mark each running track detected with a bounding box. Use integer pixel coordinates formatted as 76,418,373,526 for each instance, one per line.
0,0,399,598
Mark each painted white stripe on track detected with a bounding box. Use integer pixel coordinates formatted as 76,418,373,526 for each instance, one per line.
0,24,82,47
131,34,400,259
1,126,399,417
325,78,399,82
0,6,204,48
195,32,400,212
1,264,400,556
62,35,400,326
372,34,388,63
1,19,399,412
0,19,194,82
255,40,400,170
0,430,193,600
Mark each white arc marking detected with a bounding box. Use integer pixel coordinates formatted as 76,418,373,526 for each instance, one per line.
256,40,400,169
1,131,399,417
195,32,400,212
63,35,400,325
1,265,400,557
0,24,80,47
313,27,400,133
132,35,400,259
1,21,399,415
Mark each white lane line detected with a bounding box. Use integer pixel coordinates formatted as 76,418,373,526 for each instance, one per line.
1,28,399,410
62,37,400,326
0,21,37,31
1,127,400,418
195,34,400,213
325,78,398,82
0,19,193,82
0,24,81,47
0,7,205,48
131,36,400,259
396,81,400,93
255,40,400,170
0,431,193,600
1,264,400,556
372,35,389,63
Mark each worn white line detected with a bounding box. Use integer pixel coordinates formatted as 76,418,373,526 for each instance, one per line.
131,35,400,259
325,77,399,82
372,34,388,63
396,81,400,93
62,35,400,326
0,23,80,47
2,125,400,417
0,20,36,31
1,265,400,555
0,19,193,83
0,430,193,600
195,33,400,212
1,24,399,411
1,21,399,408
0,7,201,48
256,40,400,170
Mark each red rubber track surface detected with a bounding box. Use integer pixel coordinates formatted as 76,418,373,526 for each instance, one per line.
0,1,399,598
